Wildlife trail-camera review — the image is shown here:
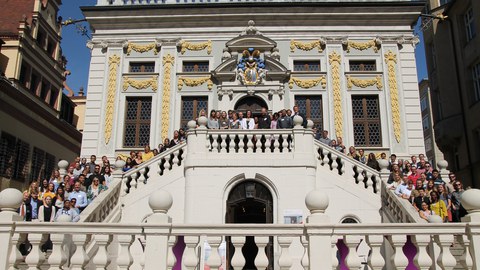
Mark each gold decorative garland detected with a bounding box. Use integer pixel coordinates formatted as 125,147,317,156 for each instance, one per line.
180,40,212,55
126,42,158,55
329,51,343,138
178,76,213,90
385,50,401,143
290,40,323,53
123,76,158,91
346,40,379,53
288,76,326,89
161,54,175,140
104,54,120,145
346,75,383,90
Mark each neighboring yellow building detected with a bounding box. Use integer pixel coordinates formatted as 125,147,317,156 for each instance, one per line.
423,0,480,188
0,0,82,191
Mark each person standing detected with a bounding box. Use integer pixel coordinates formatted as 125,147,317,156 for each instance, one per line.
257,108,271,129
68,182,88,212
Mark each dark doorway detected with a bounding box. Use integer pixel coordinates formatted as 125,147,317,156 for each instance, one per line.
234,96,268,116
226,181,274,270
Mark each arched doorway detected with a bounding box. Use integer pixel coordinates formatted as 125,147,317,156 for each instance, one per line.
234,96,268,116
226,181,273,270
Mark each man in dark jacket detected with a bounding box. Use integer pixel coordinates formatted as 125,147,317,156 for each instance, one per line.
257,108,271,129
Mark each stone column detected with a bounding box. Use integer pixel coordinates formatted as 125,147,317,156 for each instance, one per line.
304,189,333,269
436,160,450,183
378,159,390,183
143,190,173,270
460,189,480,268
0,188,23,270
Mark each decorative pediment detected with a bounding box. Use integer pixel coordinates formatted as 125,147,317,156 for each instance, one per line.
211,58,237,81
226,35,277,52
264,56,290,82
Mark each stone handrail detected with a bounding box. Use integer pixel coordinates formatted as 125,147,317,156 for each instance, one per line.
314,140,381,193
380,180,426,223
78,178,123,222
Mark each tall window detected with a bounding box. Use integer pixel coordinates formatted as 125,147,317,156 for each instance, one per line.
352,95,382,147
293,60,321,72
13,139,30,180
129,62,155,73
295,96,323,130
472,63,480,102
349,60,376,72
182,61,209,72
124,97,152,148
0,132,16,178
465,7,476,42
30,147,45,181
181,96,208,129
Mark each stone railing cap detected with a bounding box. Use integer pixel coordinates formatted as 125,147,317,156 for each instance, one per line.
187,120,197,130
0,188,23,212
149,189,173,213
197,116,208,128
306,119,314,129
293,115,303,127
305,189,329,214
58,159,69,169
461,189,480,213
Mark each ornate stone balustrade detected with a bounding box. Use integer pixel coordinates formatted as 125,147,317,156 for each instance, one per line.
1,188,480,270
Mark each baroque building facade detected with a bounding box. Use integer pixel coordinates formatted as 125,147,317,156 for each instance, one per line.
81,0,425,162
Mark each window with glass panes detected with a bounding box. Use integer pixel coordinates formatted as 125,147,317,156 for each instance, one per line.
13,139,30,180
293,60,321,72
294,96,323,130
124,97,152,148
181,96,208,129
465,7,476,42
129,62,155,73
182,61,209,72
472,63,480,102
30,147,45,181
0,132,16,178
349,60,376,72
351,95,382,147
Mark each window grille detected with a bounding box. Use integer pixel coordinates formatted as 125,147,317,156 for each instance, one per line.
13,139,30,180
181,96,208,129
0,132,17,178
465,7,476,42
295,96,323,130
349,60,376,72
124,97,152,147
129,62,155,73
30,147,45,181
352,95,382,147
293,60,321,72
44,153,56,179
473,63,480,102
182,61,209,72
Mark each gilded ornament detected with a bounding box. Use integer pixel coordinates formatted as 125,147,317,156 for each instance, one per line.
126,42,158,55
161,54,175,140
329,51,343,138
384,50,401,143
290,40,323,53
178,76,213,90
346,75,383,90
288,76,326,89
346,39,379,53
180,40,212,55
123,76,158,91
104,54,120,145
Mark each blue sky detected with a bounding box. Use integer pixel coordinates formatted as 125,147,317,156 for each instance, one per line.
59,1,428,94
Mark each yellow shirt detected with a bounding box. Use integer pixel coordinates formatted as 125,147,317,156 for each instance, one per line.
42,191,56,200
142,151,154,162
430,200,447,220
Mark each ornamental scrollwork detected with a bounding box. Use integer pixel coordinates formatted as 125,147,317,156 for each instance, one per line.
123,76,158,91
346,75,383,90
290,39,324,53
384,50,401,143
178,76,213,90
161,54,175,140
126,42,159,55
346,39,380,53
180,40,212,55
329,51,343,138
288,76,326,89
104,54,120,145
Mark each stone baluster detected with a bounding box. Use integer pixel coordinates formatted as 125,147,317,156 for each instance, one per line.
220,134,228,153
70,234,90,270
48,233,67,270
366,235,385,270
272,135,279,153
364,170,374,193
343,235,362,269
230,236,246,269
411,234,433,270
137,167,146,188
8,233,25,270
172,151,180,167
25,233,46,269
339,158,346,175
228,134,235,153
117,235,134,270
130,172,138,190
319,146,326,166
436,160,450,182
206,236,222,270
254,236,269,270
212,135,219,152
434,234,457,270
92,234,112,269
330,153,338,172
305,190,333,269
456,235,473,270
388,235,408,269
330,236,339,270
300,236,309,270
278,236,293,270
246,134,254,153
182,236,199,270
58,160,69,178
163,155,172,171
144,189,172,270
167,236,177,270
378,159,390,183
206,134,212,151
